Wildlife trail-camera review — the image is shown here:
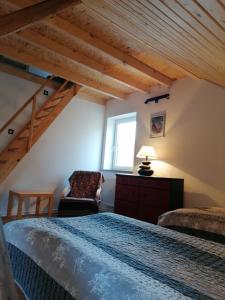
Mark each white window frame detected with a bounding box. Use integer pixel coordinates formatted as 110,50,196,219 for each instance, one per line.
102,112,137,172
112,116,136,171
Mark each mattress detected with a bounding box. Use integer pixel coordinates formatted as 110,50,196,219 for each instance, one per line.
4,212,225,300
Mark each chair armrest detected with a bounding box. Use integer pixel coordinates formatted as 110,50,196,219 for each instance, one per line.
95,187,102,204
61,184,71,198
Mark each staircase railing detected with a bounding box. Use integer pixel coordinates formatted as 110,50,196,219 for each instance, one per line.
27,78,70,150
0,75,55,134
0,75,55,151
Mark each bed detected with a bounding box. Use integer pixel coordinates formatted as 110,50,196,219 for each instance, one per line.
4,212,225,300
158,207,225,244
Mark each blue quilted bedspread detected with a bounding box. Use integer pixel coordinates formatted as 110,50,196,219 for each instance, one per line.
4,212,225,299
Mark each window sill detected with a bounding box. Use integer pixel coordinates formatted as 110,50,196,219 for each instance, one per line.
101,169,133,174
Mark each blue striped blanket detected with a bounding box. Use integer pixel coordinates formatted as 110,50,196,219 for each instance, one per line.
4,213,225,299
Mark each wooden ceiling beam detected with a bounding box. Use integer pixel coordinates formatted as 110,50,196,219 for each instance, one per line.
0,61,106,105
0,62,60,89
78,90,107,105
18,29,150,92
49,16,173,86
0,43,127,100
0,0,81,37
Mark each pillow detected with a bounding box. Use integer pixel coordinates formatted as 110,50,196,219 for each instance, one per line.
158,207,225,238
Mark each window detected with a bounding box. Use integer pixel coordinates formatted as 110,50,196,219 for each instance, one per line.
113,117,136,169
103,113,137,171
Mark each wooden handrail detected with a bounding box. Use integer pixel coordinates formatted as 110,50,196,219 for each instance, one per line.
0,75,54,135
28,95,37,151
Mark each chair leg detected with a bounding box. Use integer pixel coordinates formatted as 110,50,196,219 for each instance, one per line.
17,196,23,219
7,191,13,218
48,196,54,217
35,197,41,216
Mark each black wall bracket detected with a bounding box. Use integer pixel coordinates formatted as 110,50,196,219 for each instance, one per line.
8,129,14,135
145,93,170,104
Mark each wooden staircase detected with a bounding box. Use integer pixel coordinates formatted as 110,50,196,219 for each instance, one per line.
0,76,80,184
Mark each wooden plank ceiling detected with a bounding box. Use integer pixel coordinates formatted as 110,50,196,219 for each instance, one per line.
0,0,224,103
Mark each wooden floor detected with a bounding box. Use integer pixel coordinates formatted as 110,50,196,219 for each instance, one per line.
99,203,114,213
2,212,58,224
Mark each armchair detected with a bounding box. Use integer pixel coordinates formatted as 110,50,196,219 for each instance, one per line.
58,171,104,217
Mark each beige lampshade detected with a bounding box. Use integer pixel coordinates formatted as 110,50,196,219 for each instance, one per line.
136,146,157,159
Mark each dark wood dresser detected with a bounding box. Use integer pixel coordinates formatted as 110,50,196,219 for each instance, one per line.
114,174,184,224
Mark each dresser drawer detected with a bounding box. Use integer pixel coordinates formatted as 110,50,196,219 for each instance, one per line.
139,188,169,208
116,176,139,186
138,207,168,224
138,178,170,190
115,174,183,223
115,184,138,202
115,200,138,219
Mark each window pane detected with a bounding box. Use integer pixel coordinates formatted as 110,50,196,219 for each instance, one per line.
114,120,136,168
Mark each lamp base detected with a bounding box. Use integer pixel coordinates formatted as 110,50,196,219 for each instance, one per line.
137,160,154,176
137,169,154,176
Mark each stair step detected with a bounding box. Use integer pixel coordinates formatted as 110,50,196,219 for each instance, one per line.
36,114,48,120
43,107,53,112
64,82,74,90
27,125,39,129
61,86,71,93
51,95,64,102
8,147,19,152
44,104,57,111
63,89,72,96
17,136,28,140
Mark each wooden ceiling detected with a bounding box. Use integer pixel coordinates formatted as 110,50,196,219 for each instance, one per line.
0,0,224,103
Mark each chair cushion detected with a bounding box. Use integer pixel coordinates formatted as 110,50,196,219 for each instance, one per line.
58,198,99,217
68,171,101,199
63,197,96,203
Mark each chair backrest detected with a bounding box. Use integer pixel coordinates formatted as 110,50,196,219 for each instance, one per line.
68,171,103,199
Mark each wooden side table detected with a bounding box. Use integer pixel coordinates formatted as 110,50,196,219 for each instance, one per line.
7,191,54,220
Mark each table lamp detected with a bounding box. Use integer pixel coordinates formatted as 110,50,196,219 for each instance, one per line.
136,146,157,176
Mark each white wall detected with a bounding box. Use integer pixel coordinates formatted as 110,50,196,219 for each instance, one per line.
0,72,105,216
102,77,225,208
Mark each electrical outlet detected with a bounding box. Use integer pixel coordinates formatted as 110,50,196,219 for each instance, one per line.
43,90,49,96
8,129,14,135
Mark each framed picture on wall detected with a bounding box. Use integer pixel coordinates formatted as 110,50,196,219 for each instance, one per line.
150,111,166,138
